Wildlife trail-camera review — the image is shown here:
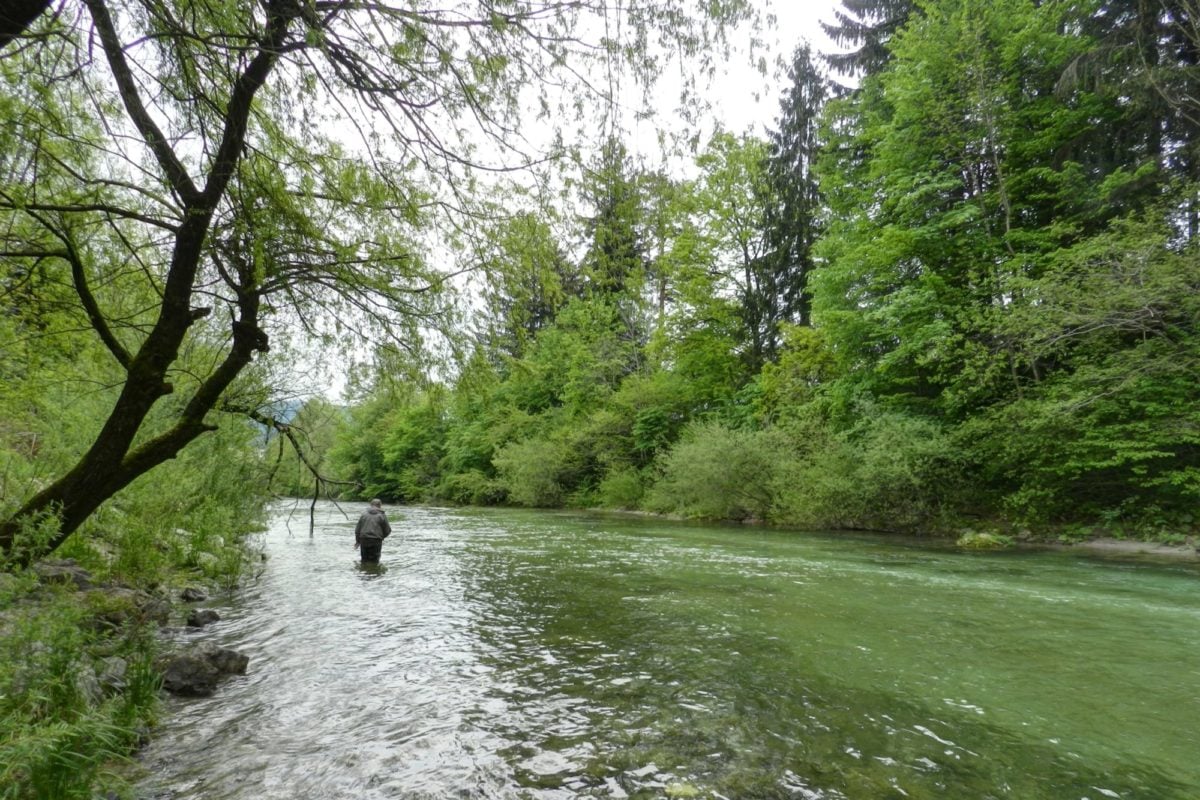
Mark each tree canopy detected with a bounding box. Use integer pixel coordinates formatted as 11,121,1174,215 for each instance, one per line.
0,0,758,563
324,0,1200,539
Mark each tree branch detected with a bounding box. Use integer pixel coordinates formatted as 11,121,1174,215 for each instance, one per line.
0,199,180,231
13,205,134,370
82,0,201,204
201,0,298,206
227,404,362,501
63,234,132,369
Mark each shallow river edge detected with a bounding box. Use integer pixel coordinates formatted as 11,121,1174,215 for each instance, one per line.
594,506,1200,560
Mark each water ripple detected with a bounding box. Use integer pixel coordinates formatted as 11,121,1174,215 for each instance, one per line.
137,503,1200,799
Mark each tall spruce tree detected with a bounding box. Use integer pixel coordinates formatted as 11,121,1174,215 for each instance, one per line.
1064,1,1200,233
763,43,829,329
822,0,917,79
582,140,648,299
579,139,650,357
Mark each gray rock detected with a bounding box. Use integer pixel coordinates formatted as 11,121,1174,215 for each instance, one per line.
85,588,171,628
85,539,117,565
161,653,220,697
204,645,249,675
73,662,103,705
186,608,221,628
180,587,208,602
34,559,93,590
140,596,172,626
160,644,249,697
98,656,128,695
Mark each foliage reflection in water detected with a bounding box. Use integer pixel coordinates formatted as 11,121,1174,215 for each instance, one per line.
137,503,1200,799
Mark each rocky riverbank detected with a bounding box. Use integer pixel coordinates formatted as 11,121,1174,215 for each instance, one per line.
0,557,252,796
22,558,253,695
1052,537,1200,559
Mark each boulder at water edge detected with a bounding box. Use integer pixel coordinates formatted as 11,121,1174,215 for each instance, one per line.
160,644,249,697
34,558,94,590
206,646,249,675
161,653,219,696
84,587,172,628
180,586,208,602
186,608,221,628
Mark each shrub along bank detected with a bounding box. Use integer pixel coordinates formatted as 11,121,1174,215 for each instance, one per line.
0,424,270,800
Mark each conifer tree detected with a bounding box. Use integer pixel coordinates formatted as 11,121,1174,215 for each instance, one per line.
764,43,829,330
579,139,650,356
822,0,916,79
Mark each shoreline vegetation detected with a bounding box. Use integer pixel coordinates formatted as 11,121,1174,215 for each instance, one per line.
0,421,269,799
0,524,264,799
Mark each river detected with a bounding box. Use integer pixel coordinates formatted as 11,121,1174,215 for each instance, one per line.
136,502,1200,799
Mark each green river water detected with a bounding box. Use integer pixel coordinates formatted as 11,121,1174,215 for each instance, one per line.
137,503,1200,799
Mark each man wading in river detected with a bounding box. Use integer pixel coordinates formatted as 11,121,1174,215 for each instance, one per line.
354,499,392,564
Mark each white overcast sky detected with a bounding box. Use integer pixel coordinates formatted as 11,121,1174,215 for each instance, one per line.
615,0,843,171
707,0,839,133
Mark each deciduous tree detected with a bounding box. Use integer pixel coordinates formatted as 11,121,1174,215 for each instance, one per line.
0,0,756,564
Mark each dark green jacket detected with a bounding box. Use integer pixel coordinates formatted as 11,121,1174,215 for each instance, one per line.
355,507,391,542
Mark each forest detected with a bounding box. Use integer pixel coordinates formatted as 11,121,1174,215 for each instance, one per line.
311,0,1200,542
4,0,1197,564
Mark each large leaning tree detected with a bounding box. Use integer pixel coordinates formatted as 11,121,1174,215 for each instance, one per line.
0,0,755,565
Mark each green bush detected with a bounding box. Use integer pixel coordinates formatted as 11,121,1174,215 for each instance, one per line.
595,467,647,510
647,421,791,522
956,531,1014,550
773,411,965,532
493,436,576,507
958,351,1200,529
436,470,507,505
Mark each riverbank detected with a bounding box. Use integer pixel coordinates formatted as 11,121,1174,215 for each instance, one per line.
1050,536,1200,559
569,505,1200,560
0,562,167,797
0,519,264,798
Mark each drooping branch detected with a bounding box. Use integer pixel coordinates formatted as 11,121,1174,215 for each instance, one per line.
257,411,356,485
232,406,363,516
82,0,201,205
63,233,133,369
3,198,134,369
